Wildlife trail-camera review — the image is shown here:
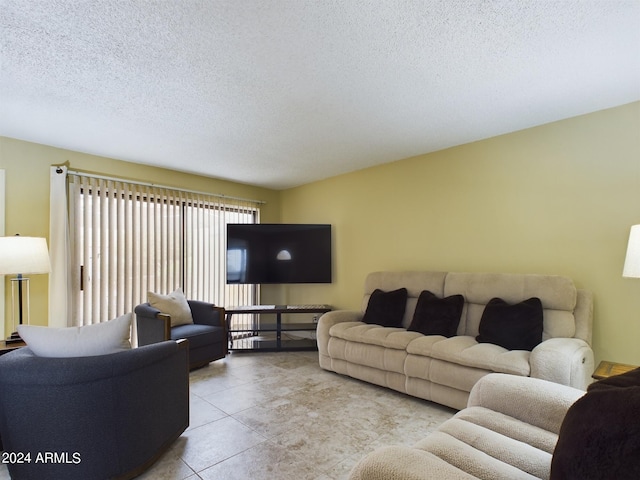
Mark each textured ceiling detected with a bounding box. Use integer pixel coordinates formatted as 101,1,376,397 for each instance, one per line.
1,1,639,190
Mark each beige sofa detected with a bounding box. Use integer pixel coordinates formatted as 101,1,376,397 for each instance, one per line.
317,271,594,410
348,373,587,480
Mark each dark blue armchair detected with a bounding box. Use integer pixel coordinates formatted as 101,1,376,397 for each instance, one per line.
135,300,227,369
0,340,189,480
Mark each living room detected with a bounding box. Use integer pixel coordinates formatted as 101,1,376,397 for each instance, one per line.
2,102,639,369
1,1,639,479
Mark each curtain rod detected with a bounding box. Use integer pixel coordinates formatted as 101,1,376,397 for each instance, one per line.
64,168,266,205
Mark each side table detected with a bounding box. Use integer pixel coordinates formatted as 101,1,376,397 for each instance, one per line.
0,339,26,356
592,360,638,380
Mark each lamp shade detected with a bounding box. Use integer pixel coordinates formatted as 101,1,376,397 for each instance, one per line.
0,236,51,275
623,225,640,279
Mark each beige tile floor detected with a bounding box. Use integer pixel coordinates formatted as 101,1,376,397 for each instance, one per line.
0,350,455,480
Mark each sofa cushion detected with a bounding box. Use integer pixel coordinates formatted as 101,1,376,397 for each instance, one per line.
444,272,577,311
170,323,225,348
329,322,422,350
550,367,640,480
362,288,408,327
329,339,409,375
408,291,464,337
17,313,132,358
476,297,543,351
407,335,531,376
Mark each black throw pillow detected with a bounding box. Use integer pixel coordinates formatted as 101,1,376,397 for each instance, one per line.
408,290,464,337
476,297,543,351
362,288,408,328
550,367,640,479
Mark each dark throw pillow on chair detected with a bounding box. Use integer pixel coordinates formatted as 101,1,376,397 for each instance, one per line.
362,288,408,327
408,290,464,337
550,367,640,480
476,297,543,351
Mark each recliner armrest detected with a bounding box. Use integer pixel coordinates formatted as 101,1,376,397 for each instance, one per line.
316,310,364,356
467,373,585,434
530,337,595,390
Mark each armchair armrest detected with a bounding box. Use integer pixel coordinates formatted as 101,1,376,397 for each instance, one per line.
0,340,187,386
467,373,585,434
187,300,226,330
530,337,595,390
316,310,363,357
135,303,171,345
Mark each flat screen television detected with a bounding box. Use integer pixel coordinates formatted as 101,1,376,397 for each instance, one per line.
226,224,332,284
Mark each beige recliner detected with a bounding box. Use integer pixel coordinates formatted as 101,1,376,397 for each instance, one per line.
349,373,585,480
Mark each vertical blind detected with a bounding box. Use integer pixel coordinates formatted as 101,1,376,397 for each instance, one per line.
68,173,260,326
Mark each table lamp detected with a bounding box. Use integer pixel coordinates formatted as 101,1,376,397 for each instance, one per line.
623,225,640,279
0,235,51,343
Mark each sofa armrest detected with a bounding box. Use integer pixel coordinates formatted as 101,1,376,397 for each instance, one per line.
467,373,585,434
316,310,364,357
530,337,595,390
135,303,171,345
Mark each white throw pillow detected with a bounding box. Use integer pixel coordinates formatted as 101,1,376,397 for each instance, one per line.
17,312,133,358
148,288,194,327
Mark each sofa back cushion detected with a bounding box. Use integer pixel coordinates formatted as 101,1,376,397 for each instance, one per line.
445,272,577,339
363,271,580,341
363,271,447,328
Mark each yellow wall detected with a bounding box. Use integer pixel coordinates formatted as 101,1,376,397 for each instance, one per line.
280,102,640,365
0,137,282,335
2,102,639,365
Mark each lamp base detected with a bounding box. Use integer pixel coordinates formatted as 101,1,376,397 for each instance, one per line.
6,331,23,344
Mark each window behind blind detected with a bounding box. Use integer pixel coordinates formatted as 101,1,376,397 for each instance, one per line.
68,174,259,326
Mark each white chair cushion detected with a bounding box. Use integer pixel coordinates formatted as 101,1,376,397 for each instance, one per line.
18,312,132,358
148,287,194,327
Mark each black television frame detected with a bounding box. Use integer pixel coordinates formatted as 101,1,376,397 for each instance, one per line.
226,223,332,284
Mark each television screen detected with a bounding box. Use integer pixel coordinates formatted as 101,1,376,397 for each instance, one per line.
226,224,332,284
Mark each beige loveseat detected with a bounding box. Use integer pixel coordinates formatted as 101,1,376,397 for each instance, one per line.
348,373,586,480
317,271,594,410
